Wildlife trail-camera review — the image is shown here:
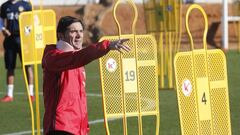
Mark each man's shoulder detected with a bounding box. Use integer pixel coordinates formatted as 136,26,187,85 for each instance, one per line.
44,44,58,52
18,0,31,6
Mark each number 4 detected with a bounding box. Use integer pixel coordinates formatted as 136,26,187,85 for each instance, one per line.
202,92,207,105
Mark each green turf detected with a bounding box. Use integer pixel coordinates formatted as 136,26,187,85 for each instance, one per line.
0,51,240,134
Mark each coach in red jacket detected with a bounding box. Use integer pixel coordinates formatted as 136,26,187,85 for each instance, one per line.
42,16,130,135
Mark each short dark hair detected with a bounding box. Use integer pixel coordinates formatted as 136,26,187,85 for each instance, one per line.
57,16,84,33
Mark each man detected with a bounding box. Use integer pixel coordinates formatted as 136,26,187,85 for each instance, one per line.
42,16,130,135
0,0,34,102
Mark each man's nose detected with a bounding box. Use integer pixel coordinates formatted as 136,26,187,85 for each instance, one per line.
76,31,82,37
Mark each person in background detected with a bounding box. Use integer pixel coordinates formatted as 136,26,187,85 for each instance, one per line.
0,0,34,102
42,16,130,135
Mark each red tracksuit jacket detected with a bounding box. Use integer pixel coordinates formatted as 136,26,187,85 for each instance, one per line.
42,40,110,135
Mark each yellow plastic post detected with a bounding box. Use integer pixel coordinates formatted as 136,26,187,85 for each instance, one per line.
99,0,159,134
30,2,41,135
164,0,182,89
19,4,56,134
143,0,182,89
143,0,165,88
174,4,232,134
175,0,182,53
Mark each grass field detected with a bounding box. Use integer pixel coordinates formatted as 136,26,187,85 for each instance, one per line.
0,50,240,135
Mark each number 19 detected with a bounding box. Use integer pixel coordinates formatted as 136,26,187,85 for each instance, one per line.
125,70,135,81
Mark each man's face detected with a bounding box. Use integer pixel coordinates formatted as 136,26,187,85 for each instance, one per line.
63,22,84,50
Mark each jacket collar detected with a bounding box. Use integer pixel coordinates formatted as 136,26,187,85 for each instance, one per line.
56,40,74,52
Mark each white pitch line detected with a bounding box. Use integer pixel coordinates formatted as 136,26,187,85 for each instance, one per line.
1,92,156,135
2,118,106,135
2,118,118,135
1,92,103,135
